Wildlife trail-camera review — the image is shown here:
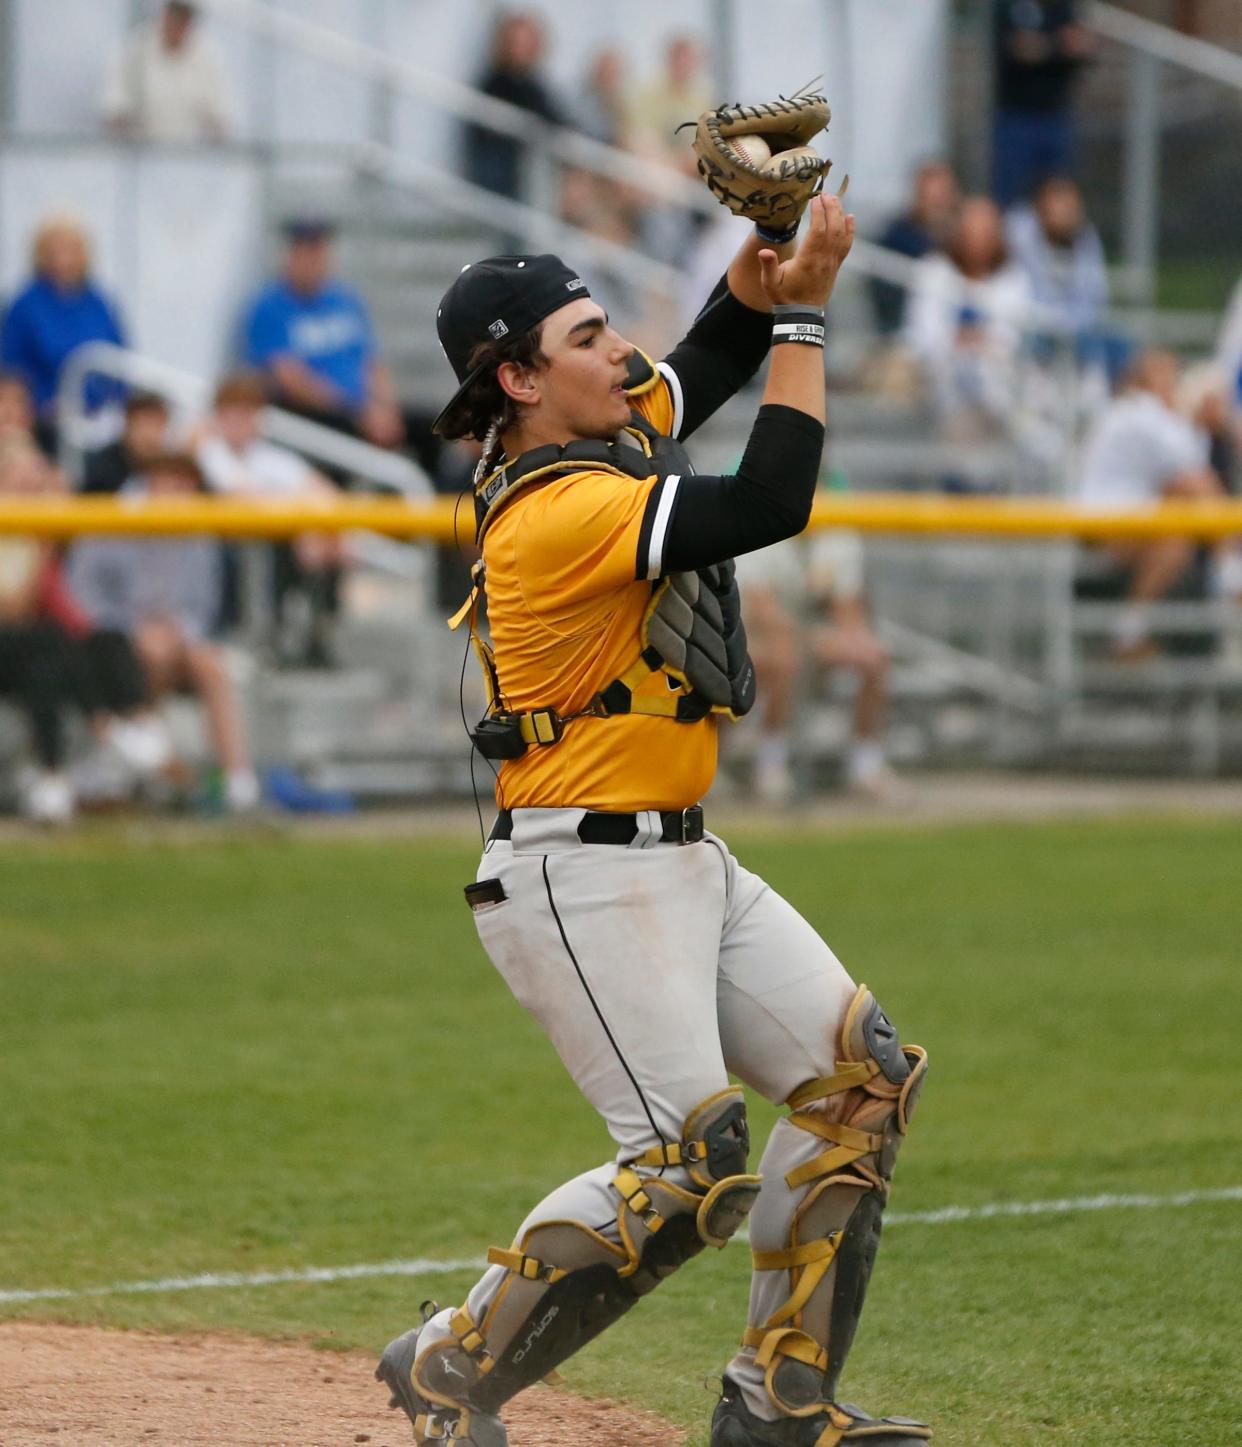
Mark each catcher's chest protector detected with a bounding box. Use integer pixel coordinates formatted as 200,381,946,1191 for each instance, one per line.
470,405,756,736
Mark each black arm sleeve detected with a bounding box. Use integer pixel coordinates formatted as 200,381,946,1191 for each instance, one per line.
659,275,773,440
633,405,825,579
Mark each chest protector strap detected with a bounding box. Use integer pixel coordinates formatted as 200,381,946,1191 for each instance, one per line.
458,354,755,757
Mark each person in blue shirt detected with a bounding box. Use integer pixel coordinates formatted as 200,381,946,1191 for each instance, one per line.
0,214,127,450
242,220,425,464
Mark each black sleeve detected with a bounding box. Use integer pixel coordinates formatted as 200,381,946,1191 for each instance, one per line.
658,275,773,441
633,405,825,579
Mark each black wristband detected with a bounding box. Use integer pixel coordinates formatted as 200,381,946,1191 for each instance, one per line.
771,304,826,348
756,220,799,245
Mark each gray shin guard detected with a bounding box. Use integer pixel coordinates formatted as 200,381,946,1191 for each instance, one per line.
746,986,928,1418
417,1088,762,1417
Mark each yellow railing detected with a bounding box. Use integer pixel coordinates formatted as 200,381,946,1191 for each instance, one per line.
2,494,1242,542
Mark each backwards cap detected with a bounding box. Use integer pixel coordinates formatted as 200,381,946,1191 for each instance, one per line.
432,254,590,435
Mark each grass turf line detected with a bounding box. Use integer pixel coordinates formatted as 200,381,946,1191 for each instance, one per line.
2,818,1239,1445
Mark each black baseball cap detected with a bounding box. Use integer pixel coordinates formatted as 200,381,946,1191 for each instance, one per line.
433,254,591,435
282,216,336,244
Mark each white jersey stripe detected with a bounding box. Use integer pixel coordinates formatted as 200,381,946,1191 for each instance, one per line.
656,361,685,439
645,474,682,579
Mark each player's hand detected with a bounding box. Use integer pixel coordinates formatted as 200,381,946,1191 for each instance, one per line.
757,193,854,309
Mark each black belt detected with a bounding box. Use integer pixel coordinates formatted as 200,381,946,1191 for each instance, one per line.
490,804,705,846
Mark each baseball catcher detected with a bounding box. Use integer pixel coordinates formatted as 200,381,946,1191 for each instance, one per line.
375,87,930,1447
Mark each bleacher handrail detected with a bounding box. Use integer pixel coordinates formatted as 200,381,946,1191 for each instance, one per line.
6,493,1242,543
1088,2,1242,92
57,342,434,498
193,0,714,214
190,0,946,303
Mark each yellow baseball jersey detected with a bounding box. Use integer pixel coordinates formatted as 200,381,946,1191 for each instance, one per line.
483,378,717,811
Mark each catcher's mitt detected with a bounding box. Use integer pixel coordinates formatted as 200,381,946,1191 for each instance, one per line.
689,89,836,241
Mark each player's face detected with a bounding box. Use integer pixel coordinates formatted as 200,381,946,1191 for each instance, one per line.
534,299,635,442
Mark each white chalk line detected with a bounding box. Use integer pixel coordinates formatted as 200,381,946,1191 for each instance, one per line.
3,1185,1239,1308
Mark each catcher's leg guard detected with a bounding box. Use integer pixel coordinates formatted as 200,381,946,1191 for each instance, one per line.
742,985,929,1433
397,1088,762,1435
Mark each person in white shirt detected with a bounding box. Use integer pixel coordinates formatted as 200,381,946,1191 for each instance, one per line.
735,524,901,806
101,2,236,143
1075,349,1227,660
904,197,1033,445
196,371,345,666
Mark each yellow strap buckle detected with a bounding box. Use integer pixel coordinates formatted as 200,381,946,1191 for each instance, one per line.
518,709,565,747
614,1168,665,1230
486,1246,566,1284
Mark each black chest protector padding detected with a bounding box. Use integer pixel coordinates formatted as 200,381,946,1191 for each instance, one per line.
473,393,755,722
645,563,755,717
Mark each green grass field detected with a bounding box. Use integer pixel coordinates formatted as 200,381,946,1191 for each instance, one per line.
3,816,1241,1445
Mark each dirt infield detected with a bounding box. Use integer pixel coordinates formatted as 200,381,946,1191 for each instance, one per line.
0,1322,685,1446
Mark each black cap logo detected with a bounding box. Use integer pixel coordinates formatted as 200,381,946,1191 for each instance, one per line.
488,318,509,339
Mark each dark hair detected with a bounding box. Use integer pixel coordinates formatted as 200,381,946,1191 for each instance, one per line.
436,324,548,442
213,371,268,410
146,450,205,490
125,390,170,420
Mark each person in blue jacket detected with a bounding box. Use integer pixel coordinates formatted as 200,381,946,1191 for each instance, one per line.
1,213,127,452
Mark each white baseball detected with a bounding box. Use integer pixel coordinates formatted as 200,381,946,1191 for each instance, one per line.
731,134,772,168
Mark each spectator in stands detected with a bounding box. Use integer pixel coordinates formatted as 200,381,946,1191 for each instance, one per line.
1213,270,1242,419
628,34,712,266
197,371,345,666
576,48,631,149
1006,174,1129,384
737,528,901,807
1179,362,1238,494
0,372,39,452
67,452,260,811
904,197,1033,447
80,391,171,494
101,1,235,143
869,159,961,337
463,11,563,201
0,439,78,822
1075,349,1229,661
993,0,1094,207
1,214,127,453
0,436,174,816
627,34,710,169
242,219,426,468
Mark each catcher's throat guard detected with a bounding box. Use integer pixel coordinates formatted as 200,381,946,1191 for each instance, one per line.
451,350,755,760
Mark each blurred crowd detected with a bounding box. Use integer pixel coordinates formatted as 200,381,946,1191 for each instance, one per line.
0,205,468,823
3,0,1242,820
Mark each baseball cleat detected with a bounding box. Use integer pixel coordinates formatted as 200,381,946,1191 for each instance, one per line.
375,1325,508,1446
711,1374,931,1446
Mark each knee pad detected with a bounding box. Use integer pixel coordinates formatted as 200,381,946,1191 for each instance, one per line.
744,986,927,1418
419,1087,762,1416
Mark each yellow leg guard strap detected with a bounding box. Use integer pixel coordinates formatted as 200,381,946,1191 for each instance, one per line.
812,1412,860,1447
751,1234,843,1327
449,1306,493,1372
742,1327,833,1419
786,1059,882,1109
486,1247,567,1284
631,1140,707,1170
612,1166,667,1232
784,1115,883,1190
